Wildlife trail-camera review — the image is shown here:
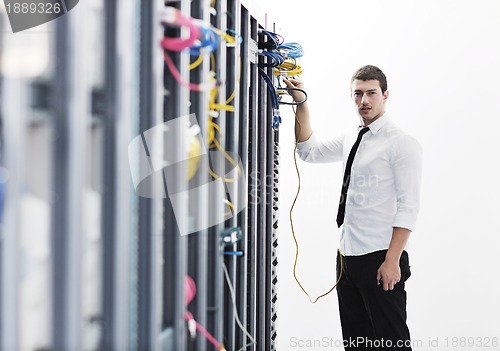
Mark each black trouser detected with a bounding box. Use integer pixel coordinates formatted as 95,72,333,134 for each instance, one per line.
336,250,412,350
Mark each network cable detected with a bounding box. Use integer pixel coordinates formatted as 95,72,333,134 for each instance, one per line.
222,263,256,351
276,58,303,77
258,50,285,67
257,67,282,129
289,109,343,304
161,7,242,92
185,276,226,350
257,29,308,128
278,42,304,59
160,7,201,52
258,29,283,50
189,24,220,55
258,37,340,303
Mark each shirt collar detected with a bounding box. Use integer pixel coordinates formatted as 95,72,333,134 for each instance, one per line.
361,113,389,135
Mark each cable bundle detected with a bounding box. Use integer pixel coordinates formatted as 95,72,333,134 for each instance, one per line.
258,29,283,50
160,7,201,52
257,30,307,129
278,42,304,59
258,50,285,67
160,6,242,91
276,42,303,79
189,24,220,56
276,59,303,77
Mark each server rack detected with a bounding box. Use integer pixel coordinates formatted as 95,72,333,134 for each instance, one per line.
0,0,283,350
160,1,281,350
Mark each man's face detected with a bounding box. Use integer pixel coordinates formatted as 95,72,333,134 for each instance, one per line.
351,79,389,126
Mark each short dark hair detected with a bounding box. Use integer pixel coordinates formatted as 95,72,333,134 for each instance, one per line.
351,65,388,93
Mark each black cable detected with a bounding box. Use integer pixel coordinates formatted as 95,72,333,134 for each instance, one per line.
277,87,308,105
258,29,282,50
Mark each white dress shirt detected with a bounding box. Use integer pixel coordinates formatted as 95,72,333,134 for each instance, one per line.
296,114,422,256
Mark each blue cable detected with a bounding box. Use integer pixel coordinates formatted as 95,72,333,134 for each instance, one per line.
257,33,305,128
259,50,285,67
224,251,244,256
258,67,282,129
190,25,219,55
278,42,304,59
258,29,283,50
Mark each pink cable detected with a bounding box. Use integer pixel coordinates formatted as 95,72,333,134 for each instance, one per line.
185,276,224,350
161,7,205,91
163,51,203,91
185,311,223,350
161,8,201,51
185,275,196,305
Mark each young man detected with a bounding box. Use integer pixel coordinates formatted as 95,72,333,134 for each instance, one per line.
284,65,422,350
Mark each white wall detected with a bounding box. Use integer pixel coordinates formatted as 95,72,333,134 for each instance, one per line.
260,0,500,350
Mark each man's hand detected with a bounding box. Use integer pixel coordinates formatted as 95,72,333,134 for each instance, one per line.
377,227,410,291
282,78,306,102
283,77,313,142
376,259,401,291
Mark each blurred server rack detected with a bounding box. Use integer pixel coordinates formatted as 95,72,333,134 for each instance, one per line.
0,0,282,350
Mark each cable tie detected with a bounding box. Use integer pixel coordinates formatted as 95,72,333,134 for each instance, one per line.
159,6,178,25
221,226,242,245
188,318,197,338
200,81,217,91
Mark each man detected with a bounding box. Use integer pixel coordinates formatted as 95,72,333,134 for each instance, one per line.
284,65,422,350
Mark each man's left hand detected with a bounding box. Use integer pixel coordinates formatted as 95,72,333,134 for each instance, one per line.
376,259,401,291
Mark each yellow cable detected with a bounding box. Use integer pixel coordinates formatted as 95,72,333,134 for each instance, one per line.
290,105,343,304
187,130,202,180
207,117,241,182
276,58,303,77
208,138,242,183
204,41,243,183
208,117,221,145
213,28,239,46
224,199,235,216
207,56,241,113
210,53,216,71
189,54,204,70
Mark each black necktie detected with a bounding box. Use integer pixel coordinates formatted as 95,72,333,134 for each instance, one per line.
336,127,370,227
